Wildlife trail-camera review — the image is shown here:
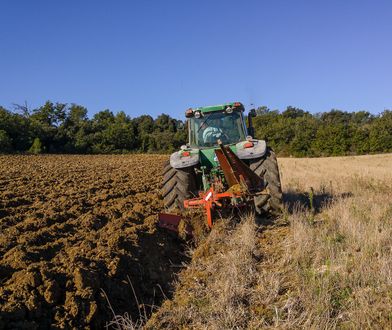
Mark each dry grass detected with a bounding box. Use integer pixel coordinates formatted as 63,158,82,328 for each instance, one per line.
277,153,392,329
146,215,262,329
122,153,392,329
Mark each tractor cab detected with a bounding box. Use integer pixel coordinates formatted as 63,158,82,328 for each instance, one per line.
186,102,249,148
170,102,264,171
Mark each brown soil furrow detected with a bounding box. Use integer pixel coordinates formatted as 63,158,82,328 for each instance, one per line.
0,154,188,329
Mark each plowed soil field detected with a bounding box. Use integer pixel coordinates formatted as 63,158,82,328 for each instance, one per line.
0,155,187,329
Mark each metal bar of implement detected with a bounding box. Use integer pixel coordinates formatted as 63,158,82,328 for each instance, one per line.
215,140,264,193
215,149,239,188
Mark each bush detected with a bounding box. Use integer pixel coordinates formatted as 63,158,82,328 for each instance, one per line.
29,138,43,154
0,130,12,152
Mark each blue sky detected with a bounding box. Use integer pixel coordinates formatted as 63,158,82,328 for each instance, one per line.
1,0,391,118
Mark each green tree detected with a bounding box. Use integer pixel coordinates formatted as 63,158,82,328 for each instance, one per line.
351,126,371,154
282,106,306,119
89,110,136,153
0,106,30,151
133,115,155,152
368,111,392,152
312,123,351,156
58,104,90,152
29,101,67,152
155,114,176,132
290,115,318,157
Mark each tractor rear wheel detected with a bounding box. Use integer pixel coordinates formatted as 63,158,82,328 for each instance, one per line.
250,147,283,215
161,160,197,211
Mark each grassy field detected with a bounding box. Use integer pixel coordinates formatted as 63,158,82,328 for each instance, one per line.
146,153,392,329
1,154,391,329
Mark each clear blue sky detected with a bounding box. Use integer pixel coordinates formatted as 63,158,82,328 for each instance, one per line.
1,0,391,118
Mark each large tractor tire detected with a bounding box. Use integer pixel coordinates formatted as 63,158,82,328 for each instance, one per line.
250,147,283,215
161,160,197,211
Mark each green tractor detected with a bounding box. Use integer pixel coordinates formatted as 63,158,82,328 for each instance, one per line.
161,102,282,228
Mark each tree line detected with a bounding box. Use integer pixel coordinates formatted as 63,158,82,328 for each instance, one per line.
0,102,186,154
0,101,391,156
254,106,392,157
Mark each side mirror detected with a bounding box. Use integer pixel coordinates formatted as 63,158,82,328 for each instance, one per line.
247,109,256,138
249,109,256,117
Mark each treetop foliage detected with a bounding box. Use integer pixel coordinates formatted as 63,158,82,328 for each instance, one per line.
0,101,391,157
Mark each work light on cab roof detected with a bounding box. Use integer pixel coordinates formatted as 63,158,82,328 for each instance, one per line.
159,101,283,232
185,102,244,118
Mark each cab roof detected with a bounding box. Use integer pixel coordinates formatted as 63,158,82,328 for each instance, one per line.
193,102,244,113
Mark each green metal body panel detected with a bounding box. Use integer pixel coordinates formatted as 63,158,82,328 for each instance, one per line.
194,102,243,113
200,145,237,168
199,148,216,168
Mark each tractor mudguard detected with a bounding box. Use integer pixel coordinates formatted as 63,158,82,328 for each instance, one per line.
235,139,267,160
170,149,200,169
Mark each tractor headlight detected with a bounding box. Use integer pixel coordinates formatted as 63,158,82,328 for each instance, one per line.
194,111,201,119
226,107,233,114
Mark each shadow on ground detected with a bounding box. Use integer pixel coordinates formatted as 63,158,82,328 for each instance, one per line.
283,190,353,214
103,228,190,327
